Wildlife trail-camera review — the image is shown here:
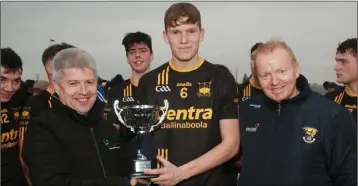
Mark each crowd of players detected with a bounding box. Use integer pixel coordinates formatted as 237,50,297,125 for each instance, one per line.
1,2,357,186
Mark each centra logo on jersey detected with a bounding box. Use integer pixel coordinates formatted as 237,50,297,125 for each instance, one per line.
1,129,19,149
156,66,171,92
161,106,213,129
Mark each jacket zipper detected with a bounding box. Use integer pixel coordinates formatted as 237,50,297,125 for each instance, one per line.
90,127,107,178
277,103,281,116
264,103,282,185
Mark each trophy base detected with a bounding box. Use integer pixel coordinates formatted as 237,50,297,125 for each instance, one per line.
131,172,158,179
132,156,158,179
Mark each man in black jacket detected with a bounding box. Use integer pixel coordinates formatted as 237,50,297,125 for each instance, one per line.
19,43,76,185
238,40,357,186
22,48,138,186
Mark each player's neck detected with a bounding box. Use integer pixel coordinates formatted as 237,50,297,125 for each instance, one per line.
48,83,54,92
47,74,54,91
249,75,261,89
170,55,202,71
131,70,148,86
345,81,357,97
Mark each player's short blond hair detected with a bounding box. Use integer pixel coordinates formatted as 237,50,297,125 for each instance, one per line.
252,40,298,63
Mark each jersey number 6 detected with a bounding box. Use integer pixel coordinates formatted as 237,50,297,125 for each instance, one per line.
180,87,188,99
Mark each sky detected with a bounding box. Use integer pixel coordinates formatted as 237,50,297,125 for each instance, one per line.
1,1,357,84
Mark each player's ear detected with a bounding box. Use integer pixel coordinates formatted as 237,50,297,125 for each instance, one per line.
200,28,205,43
150,52,154,63
163,30,169,44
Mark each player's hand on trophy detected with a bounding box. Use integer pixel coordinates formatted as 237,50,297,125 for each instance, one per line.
144,155,186,186
130,178,149,186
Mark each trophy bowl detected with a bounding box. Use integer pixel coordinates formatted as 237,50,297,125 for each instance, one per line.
113,99,169,178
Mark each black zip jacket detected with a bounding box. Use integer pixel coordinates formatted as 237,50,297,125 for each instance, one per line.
22,94,135,186
238,75,357,186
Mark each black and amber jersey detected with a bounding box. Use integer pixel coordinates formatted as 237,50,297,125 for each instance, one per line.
1,90,28,186
20,87,54,138
238,77,263,104
138,58,239,186
105,78,140,123
325,86,357,122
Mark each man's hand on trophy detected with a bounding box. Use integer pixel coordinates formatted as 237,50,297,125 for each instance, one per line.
144,155,186,186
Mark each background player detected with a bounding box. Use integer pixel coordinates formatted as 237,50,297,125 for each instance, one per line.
325,38,357,122
1,47,28,186
105,31,153,131
238,42,264,103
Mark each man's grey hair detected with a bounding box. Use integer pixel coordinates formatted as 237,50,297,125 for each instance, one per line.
52,48,97,83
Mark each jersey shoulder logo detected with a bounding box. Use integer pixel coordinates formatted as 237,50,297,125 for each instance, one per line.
123,83,136,102
302,126,318,144
122,96,135,103
197,81,211,97
156,66,171,92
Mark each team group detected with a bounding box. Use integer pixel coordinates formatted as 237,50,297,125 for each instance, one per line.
1,2,357,186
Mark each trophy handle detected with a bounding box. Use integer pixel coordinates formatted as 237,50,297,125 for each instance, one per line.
113,100,135,133
149,99,169,132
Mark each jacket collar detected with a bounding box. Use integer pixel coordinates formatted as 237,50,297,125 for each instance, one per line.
50,93,105,126
263,74,311,108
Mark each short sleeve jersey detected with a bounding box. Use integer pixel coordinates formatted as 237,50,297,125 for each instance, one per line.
325,86,357,122
138,58,239,186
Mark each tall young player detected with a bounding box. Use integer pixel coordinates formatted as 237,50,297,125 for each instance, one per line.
137,3,239,186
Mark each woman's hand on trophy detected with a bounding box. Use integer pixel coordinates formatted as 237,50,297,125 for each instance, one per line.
144,155,186,186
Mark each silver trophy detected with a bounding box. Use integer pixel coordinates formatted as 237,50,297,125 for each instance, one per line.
113,99,169,178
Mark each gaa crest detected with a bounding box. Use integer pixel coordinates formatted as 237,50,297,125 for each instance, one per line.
302,126,318,143
12,108,20,121
197,81,211,97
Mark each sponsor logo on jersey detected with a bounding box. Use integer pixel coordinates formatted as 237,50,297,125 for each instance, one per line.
249,104,261,108
1,107,20,149
156,66,171,92
1,129,19,144
302,126,318,143
176,82,192,87
245,123,260,132
197,81,211,97
161,106,213,129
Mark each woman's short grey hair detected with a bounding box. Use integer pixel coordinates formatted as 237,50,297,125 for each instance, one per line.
52,48,98,83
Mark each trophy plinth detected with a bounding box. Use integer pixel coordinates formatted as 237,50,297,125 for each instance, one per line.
114,100,169,179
